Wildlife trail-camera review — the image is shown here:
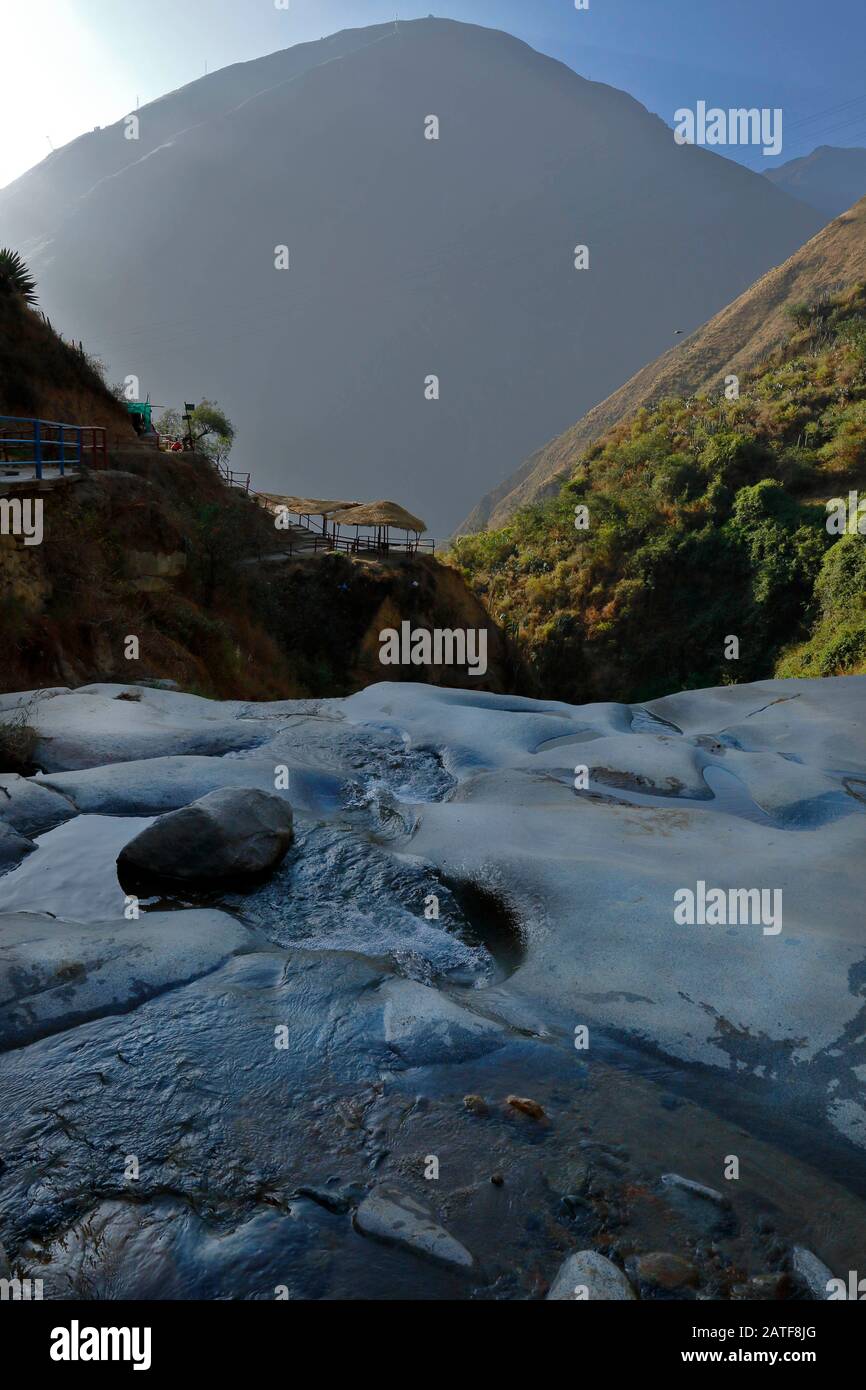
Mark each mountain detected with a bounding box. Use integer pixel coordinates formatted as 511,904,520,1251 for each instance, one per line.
462,194,866,532
0,293,517,702
0,19,823,537
451,278,866,704
766,145,866,221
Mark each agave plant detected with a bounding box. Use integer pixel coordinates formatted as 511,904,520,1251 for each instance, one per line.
0,248,38,305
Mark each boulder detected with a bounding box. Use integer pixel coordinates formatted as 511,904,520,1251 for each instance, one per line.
546,1250,636,1300
117,787,294,889
353,1187,474,1269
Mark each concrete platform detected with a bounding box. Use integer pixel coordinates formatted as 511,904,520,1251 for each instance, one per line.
0,465,83,492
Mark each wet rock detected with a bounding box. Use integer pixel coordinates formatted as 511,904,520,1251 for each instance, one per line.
353,1186,474,1269
627,1251,699,1297
546,1250,636,1301
791,1246,835,1300
117,787,294,889
0,909,259,1048
659,1173,736,1237
0,775,77,837
463,1094,489,1116
380,979,505,1067
507,1095,546,1121
490,1173,504,1186
0,823,35,876
0,1239,9,1277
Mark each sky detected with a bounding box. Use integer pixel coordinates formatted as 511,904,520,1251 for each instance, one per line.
1,0,865,189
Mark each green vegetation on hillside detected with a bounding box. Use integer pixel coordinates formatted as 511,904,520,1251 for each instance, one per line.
452,283,866,703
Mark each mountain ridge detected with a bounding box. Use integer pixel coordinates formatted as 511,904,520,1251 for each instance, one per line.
766,144,866,221
0,18,823,535
460,193,866,533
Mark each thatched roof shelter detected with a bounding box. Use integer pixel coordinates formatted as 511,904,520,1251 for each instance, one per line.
259,494,359,515
331,500,427,534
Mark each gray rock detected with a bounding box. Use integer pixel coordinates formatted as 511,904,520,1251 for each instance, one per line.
0,823,35,876
117,787,294,888
0,774,77,837
547,1250,636,1301
354,1187,474,1269
660,1173,729,1207
0,1239,9,1277
0,909,259,1047
792,1246,835,1300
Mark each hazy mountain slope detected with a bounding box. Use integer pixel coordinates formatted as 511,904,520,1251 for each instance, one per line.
766,145,866,221
0,25,389,245
0,18,822,536
452,280,866,704
462,195,866,533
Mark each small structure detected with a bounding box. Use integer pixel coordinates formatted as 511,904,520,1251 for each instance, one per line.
331,500,429,555
258,495,360,540
252,492,435,557
0,414,108,484
125,398,157,440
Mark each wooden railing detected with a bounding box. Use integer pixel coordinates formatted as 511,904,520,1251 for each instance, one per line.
290,531,436,557
0,415,108,478
217,461,251,492
278,508,435,555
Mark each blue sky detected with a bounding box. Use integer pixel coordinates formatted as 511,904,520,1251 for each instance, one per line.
2,0,864,187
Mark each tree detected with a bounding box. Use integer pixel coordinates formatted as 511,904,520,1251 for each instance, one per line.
0,248,38,305
156,400,234,464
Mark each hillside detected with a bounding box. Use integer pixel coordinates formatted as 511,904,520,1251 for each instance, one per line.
0,18,822,536
451,281,866,704
0,292,136,444
462,195,866,533
766,145,866,221
0,301,519,706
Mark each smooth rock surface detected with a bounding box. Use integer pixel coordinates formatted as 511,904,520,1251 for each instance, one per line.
0,908,259,1047
0,774,77,838
0,823,35,876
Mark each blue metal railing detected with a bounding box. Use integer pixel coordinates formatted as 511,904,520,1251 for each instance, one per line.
0,415,108,479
